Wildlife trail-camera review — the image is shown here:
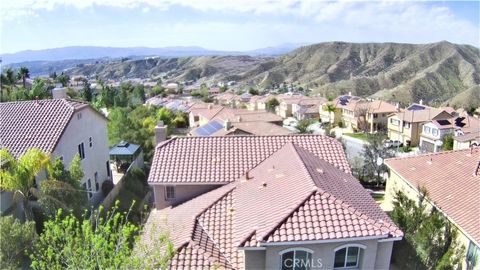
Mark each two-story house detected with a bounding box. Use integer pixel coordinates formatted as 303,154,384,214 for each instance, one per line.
364,100,398,133
189,108,284,136
384,149,480,269
0,98,111,215
292,97,326,120
319,95,361,126
276,94,305,118
419,114,480,153
143,135,403,269
387,104,453,147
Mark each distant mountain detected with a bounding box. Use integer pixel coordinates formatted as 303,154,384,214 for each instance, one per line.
4,41,479,108
0,46,234,64
1,44,303,65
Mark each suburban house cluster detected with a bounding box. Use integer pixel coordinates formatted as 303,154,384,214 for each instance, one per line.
0,98,111,216
144,134,403,269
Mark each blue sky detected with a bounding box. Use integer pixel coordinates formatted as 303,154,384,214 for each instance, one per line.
1,0,478,53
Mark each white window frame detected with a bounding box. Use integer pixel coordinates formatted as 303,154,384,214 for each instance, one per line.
279,247,314,270
423,126,431,134
404,121,411,129
333,244,366,269
165,186,176,200
390,118,400,126
432,128,439,137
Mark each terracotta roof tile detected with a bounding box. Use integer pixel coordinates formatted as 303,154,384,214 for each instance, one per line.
145,139,401,268
148,135,351,184
386,148,480,244
0,99,90,157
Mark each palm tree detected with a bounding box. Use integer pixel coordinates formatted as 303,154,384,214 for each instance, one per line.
17,67,30,88
0,148,50,220
325,103,337,124
4,68,16,85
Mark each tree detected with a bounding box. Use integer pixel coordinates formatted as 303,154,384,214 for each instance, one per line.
361,133,394,187
30,78,49,99
296,119,314,134
132,85,146,105
0,216,37,269
266,98,280,112
442,135,454,151
30,204,174,269
4,67,16,85
354,103,371,133
37,156,87,217
17,67,30,88
0,149,50,220
81,82,93,102
324,103,337,124
56,73,70,87
391,190,465,269
248,87,259,95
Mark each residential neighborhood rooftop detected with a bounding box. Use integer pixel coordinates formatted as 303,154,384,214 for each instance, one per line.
385,148,480,244
148,135,351,184
0,99,93,157
145,142,402,269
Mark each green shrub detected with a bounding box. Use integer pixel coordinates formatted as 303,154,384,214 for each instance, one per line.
337,121,344,128
0,216,37,269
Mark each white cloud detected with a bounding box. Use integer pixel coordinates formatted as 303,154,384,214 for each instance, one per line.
0,0,477,50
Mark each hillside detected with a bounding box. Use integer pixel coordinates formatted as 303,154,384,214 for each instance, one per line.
64,41,480,108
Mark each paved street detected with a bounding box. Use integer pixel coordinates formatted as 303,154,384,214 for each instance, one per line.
341,135,366,159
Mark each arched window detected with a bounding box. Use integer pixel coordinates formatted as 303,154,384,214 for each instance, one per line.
280,248,313,270
333,244,366,269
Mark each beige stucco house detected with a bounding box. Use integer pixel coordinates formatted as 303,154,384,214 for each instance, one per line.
144,135,402,269
384,149,480,269
419,114,479,153
387,104,453,147
0,98,111,215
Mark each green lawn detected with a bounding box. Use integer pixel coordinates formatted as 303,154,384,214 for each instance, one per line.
343,133,368,141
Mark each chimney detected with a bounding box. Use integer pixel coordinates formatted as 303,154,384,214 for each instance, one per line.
348,91,352,96
224,119,231,131
52,87,67,99
154,121,167,145
419,99,423,105
208,103,213,109
237,116,242,122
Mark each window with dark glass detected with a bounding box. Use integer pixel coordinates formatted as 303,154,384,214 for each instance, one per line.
334,246,361,268
78,143,85,159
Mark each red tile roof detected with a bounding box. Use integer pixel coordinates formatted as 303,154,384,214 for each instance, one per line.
148,135,351,184
145,141,401,268
386,148,480,244
212,122,294,136
0,99,93,157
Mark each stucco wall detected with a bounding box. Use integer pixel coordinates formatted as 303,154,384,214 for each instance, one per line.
153,184,223,209
52,107,110,204
255,239,393,270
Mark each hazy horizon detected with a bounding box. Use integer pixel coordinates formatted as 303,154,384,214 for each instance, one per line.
1,1,478,54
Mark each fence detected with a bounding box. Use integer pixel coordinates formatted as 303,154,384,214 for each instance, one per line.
101,162,134,209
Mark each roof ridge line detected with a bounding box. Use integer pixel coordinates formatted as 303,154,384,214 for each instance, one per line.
195,220,234,268
257,190,317,243
385,147,479,162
